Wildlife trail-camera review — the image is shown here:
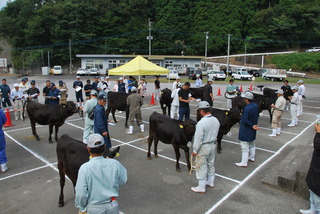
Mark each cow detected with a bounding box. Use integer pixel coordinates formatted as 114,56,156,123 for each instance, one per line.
189,87,204,100
23,100,78,143
57,134,120,207
196,107,242,154
106,91,129,127
159,88,172,116
147,112,197,172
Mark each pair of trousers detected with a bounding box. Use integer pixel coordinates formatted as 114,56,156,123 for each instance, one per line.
86,201,119,214
13,100,23,120
271,109,283,129
196,143,216,180
170,105,179,120
178,106,190,121
290,104,298,122
240,140,255,153
2,97,11,108
0,132,7,164
76,91,84,103
309,189,320,213
83,124,94,144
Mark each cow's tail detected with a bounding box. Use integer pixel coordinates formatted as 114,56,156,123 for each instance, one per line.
22,99,28,121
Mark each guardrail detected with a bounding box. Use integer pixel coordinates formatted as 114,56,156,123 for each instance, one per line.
286,71,306,77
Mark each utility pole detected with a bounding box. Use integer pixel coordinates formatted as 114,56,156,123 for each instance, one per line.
69,39,72,73
47,51,50,68
244,43,247,66
227,34,231,77
147,18,153,56
204,32,209,69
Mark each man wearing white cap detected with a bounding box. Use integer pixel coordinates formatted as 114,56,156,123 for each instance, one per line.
172,76,181,91
81,90,98,144
75,133,127,214
171,83,182,119
288,86,300,127
195,74,202,87
10,83,24,120
73,76,84,107
97,76,106,94
235,92,260,167
191,101,220,193
269,89,286,137
297,80,306,116
127,86,144,134
118,77,126,93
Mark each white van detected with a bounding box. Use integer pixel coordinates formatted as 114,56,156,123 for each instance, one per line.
53,66,63,75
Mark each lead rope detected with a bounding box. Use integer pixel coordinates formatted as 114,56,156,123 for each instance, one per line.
189,154,203,175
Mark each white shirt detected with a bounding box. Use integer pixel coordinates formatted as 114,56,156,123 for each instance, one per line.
10,88,24,100
291,92,300,105
171,88,180,106
172,81,180,90
298,84,305,96
274,96,286,111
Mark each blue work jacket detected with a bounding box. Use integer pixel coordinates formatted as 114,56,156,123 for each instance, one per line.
238,102,259,142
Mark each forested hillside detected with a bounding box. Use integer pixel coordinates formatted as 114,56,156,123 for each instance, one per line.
0,0,319,68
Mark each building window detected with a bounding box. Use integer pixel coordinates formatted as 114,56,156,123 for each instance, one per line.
109,60,117,68
165,60,173,68
86,59,103,69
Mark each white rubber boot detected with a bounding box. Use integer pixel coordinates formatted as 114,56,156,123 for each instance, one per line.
299,203,316,214
191,180,206,193
268,129,277,137
206,175,215,188
295,119,298,126
127,126,133,135
288,120,295,127
249,147,256,162
276,128,281,136
235,152,249,167
140,124,145,133
1,163,8,173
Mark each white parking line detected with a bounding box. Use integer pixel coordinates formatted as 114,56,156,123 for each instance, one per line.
258,127,298,136
4,125,43,133
205,120,317,214
222,139,276,154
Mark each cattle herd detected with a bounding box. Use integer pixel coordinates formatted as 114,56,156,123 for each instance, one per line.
21,85,282,207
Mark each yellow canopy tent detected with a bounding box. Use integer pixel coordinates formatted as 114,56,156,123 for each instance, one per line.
108,55,169,76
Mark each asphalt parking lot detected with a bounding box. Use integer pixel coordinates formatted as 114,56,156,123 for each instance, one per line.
0,74,319,214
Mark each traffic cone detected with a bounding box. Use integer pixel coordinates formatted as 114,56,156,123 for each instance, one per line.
150,93,156,105
249,84,253,91
4,108,14,127
217,87,222,96
240,85,243,92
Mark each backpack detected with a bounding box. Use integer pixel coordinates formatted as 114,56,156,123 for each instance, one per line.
88,105,97,120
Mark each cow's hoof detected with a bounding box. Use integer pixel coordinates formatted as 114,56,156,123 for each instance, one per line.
176,169,181,172
147,157,152,160
154,155,159,158
49,140,53,144
58,202,64,207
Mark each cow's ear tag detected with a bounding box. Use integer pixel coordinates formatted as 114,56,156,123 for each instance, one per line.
225,112,228,115
187,142,192,147
179,124,184,128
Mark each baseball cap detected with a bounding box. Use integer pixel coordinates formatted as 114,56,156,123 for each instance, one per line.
292,86,298,90
297,80,304,84
87,134,105,148
131,86,137,92
197,101,210,109
59,80,63,85
31,80,36,85
98,94,107,100
196,74,200,77
275,89,284,94
76,76,80,79
106,76,109,79
176,76,180,80
123,74,126,77
90,90,98,95
21,78,26,82
229,79,234,82
50,82,56,87
95,76,99,79
119,77,123,81
100,77,105,81
14,83,19,87
184,82,191,86
207,78,213,82
242,91,254,100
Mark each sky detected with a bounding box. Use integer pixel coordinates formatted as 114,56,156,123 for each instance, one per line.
0,0,11,9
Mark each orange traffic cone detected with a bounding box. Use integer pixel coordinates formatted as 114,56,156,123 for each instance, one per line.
240,85,243,92
249,84,253,91
3,108,14,127
150,93,156,105
217,87,222,96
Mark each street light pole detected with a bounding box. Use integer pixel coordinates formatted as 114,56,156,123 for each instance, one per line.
69,39,73,74
204,32,209,69
227,34,231,77
147,18,153,56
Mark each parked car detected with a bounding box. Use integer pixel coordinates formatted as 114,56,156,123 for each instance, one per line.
53,65,63,75
233,71,252,81
187,67,203,80
167,70,179,80
306,47,320,53
88,68,100,76
208,71,226,81
248,69,262,77
76,68,88,76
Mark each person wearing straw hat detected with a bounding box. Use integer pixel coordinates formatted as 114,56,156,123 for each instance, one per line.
127,86,144,134
10,83,24,120
191,101,220,193
297,79,306,116
81,90,98,144
75,133,127,214
269,89,286,137
235,91,260,167
0,108,8,172
288,86,300,127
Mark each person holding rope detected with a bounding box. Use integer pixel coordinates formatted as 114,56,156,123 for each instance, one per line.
191,101,220,193
225,79,237,110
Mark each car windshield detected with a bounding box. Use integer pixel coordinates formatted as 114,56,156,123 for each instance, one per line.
170,70,177,74
215,72,224,74
241,71,250,75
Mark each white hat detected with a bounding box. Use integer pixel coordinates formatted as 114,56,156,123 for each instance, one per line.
292,86,298,90
87,134,105,148
197,101,210,109
119,77,123,81
176,76,180,80
207,78,213,82
14,83,19,87
242,91,254,100
275,89,284,94
90,90,98,95
123,74,126,77
100,77,105,80
76,76,80,79
297,80,304,84
131,86,137,92
196,74,200,77
106,76,109,79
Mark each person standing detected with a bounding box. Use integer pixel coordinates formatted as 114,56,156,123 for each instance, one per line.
118,77,126,93
178,82,194,121
297,80,306,116
268,90,286,137
195,74,202,87
122,75,128,93
203,78,214,107
26,80,40,103
138,78,147,98
105,76,111,93
92,76,99,92
191,101,220,193
82,90,98,144
73,76,84,106
171,83,182,119
172,76,181,91
154,75,161,101
75,134,127,214
94,94,111,149
235,92,260,167
128,76,134,94
226,79,237,110
126,86,144,135
281,80,292,110
288,86,300,127
19,78,29,93
42,80,51,104
48,83,61,105
0,79,12,110
299,123,320,214
0,108,8,172
57,80,68,104
10,83,24,120
84,79,93,101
